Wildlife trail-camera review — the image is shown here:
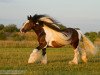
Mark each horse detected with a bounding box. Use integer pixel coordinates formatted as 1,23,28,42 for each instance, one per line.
20,14,96,64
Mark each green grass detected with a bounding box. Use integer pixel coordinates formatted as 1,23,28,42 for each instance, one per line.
0,47,100,75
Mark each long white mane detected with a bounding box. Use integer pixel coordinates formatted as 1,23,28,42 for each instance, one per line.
34,15,67,31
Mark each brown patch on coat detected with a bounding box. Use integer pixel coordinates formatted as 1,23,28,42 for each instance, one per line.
68,28,79,49
52,41,64,48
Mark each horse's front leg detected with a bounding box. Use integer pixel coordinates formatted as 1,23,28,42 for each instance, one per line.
28,43,47,64
28,34,47,64
41,48,47,64
28,47,41,64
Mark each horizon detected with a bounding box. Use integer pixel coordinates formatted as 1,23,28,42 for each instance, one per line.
0,0,100,33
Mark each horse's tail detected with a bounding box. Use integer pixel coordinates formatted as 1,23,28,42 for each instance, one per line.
78,30,96,55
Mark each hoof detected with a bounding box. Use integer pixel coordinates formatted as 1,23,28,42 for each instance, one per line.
41,55,47,64
28,59,35,64
28,49,41,64
82,58,87,63
69,61,78,65
41,60,47,64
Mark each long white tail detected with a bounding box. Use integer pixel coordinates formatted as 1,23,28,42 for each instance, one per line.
78,30,96,55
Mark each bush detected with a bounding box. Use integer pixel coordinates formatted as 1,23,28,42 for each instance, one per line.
85,32,97,43
0,31,6,40
0,24,4,30
11,33,25,41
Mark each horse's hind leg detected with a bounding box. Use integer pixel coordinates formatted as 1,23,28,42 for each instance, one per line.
80,43,87,63
69,47,80,64
69,39,80,65
81,49,87,63
41,48,47,64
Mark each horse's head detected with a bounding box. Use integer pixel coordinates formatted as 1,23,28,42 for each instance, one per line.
20,14,61,33
20,15,36,33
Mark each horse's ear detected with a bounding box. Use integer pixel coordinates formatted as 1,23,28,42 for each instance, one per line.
30,15,32,18
27,16,30,20
27,15,32,20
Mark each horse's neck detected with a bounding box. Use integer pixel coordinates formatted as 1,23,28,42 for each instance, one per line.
33,27,45,37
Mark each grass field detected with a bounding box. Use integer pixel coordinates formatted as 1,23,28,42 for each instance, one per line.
0,46,100,75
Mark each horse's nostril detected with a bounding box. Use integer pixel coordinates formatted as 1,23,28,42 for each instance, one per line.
20,30,23,33
20,28,23,32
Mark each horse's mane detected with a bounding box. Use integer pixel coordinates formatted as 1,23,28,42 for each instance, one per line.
32,14,67,31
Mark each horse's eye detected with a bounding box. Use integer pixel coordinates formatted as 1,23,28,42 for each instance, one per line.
36,22,39,25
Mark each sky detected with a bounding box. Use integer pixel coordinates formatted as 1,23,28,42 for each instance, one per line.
0,0,100,33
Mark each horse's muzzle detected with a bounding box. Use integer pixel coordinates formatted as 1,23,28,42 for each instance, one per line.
20,28,27,33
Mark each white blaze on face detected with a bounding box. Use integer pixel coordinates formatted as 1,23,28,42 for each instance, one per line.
20,20,30,32
22,20,30,28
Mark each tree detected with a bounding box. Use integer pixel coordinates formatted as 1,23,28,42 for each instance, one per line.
85,32,90,36
3,24,19,32
85,32,97,43
98,31,100,38
0,24,4,30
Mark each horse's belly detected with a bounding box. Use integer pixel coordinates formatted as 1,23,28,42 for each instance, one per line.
51,34,70,47
48,37,70,48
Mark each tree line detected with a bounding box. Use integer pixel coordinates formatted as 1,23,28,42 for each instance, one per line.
0,24,100,42
0,24,21,40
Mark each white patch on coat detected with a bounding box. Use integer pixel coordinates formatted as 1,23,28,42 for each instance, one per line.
43,25,71,47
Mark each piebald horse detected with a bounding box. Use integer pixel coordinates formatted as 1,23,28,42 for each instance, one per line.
20,14,96,64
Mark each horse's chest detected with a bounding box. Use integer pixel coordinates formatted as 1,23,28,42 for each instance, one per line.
43,27,53,44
